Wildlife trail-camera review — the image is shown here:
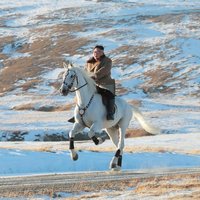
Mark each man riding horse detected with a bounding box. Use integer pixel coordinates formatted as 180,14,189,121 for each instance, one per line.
60,52,160,170
85,45,115,120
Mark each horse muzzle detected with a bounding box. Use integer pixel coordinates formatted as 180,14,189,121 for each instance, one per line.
60,87,69,96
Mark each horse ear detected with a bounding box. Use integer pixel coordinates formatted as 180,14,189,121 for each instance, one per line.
63,62,69,69
63,61,74,69
68,62,74,69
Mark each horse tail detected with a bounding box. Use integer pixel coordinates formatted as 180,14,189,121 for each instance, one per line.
131,106,161,135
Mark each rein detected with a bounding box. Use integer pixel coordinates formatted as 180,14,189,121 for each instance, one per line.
70,81,88,92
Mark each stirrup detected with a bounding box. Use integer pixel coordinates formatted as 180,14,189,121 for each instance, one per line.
68,117,75,123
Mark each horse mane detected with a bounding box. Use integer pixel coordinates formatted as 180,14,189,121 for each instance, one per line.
72,66,97,93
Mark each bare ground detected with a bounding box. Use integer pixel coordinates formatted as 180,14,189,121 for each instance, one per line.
0,168,200,199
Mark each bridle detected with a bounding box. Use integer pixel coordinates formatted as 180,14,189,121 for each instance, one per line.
62,69,94,127
62,69,88,92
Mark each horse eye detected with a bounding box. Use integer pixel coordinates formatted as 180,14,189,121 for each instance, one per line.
70,75,74,78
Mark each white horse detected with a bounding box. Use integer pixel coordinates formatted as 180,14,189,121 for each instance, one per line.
60,62,160,170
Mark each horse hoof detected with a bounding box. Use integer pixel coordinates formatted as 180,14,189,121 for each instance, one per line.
111,166,121,172
71,153,78,161
110,163,117,169
110,163,121,171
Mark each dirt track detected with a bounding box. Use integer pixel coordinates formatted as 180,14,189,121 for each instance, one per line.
1,168,200,199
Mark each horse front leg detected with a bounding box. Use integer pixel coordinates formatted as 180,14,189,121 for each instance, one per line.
69,122,84,161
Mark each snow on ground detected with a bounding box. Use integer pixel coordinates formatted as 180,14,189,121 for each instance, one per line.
1,148,200,177
1,132,200,155
0,132,200,176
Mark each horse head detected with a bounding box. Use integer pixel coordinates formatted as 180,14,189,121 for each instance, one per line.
59,62,77,96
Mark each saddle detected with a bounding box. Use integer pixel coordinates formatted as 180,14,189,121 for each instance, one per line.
67,87,115,123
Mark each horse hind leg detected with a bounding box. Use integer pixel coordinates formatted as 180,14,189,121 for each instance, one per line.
106,127,122,170
107,113,130,171
106,127,119,147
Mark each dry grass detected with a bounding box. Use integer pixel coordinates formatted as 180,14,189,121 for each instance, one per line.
76,173,200,200
1,10,199,98
12,102,75,112
134,174,200,200
0,23,89,94
2,172,200,199
126,128,151,138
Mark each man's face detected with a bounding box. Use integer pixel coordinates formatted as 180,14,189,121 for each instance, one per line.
93,48,104,60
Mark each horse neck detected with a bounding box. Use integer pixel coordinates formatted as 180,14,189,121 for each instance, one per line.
75,74,95,107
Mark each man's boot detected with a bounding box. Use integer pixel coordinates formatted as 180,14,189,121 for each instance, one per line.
107,98,115,120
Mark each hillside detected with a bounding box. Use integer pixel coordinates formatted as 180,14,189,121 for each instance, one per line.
0,0,199,140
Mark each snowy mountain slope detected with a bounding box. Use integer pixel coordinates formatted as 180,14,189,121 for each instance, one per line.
0,0,199,140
